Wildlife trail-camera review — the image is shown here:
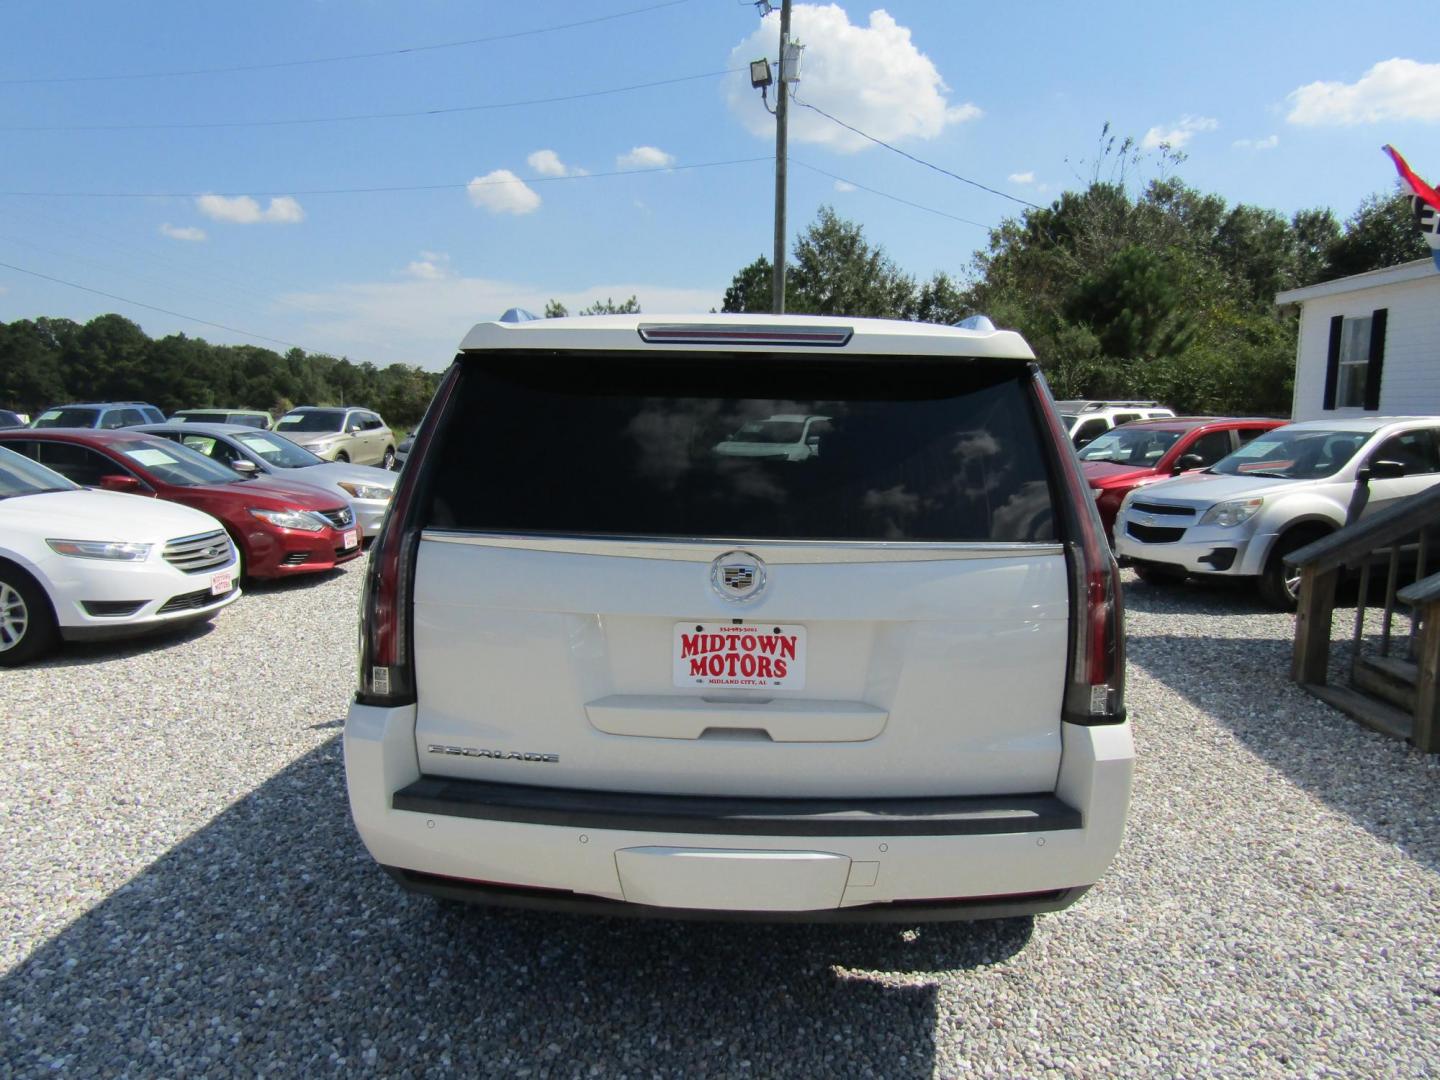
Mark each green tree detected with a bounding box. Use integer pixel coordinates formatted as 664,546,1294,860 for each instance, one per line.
787,206,916,317
1064,245,1196,361
720,256,773,313
1321,190,1428,281
543,299,568,318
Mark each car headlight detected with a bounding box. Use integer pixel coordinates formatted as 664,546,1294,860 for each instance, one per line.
337,481,392,502
248,507,327,532
1199,498,1264,527
46,539,152,561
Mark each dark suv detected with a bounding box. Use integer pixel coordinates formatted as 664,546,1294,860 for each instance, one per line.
31,402,166,429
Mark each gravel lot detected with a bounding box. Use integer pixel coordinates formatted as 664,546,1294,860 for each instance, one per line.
2,561,1437,1077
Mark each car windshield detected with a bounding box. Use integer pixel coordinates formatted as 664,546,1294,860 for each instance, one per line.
724,419,808,444
118,438,243,486
1210,429,1368,480
33,407,99,428
0,446,78,497
276,410,345,433
235,432,323,468
1077,427,1184,464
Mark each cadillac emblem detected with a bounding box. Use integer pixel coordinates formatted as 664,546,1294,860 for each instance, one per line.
710,550,766,602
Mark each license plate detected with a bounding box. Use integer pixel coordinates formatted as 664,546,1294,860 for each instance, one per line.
210,571,233,596
673,623,806,690
342,529,358,549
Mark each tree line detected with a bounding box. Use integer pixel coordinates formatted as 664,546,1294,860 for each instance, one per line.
0,315,442,428
722,136,1425,417
2,132,1424,425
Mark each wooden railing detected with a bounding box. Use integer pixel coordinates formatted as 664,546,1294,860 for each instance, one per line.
1286,483,1440,752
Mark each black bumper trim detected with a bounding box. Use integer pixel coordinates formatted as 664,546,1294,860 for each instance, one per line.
386,867,1088,922
392,775,1081,837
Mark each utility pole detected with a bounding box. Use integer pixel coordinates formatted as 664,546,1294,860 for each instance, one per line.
771,0,791,314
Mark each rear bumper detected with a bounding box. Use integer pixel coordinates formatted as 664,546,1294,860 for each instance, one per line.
345,703,1134,920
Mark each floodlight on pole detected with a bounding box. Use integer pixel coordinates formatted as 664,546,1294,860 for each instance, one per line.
749,58,773,89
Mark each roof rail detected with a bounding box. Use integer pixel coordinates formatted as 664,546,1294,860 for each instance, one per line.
1053,399,1163,412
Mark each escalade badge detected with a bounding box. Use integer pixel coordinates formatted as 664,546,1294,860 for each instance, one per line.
711,550,766,602
427,744,558,763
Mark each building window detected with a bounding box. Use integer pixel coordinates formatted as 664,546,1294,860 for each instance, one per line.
1336,316,1372,408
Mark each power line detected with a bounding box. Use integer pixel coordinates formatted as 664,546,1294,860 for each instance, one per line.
4,69,743,132
793,97,1042,210
791,161,992,230
1,0,696,85
0,156,773,199
0,260,306,349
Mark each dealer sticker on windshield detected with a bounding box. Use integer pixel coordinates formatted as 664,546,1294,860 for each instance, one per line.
673,623,807,690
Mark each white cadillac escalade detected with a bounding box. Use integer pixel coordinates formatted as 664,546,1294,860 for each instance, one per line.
344,314,1133,921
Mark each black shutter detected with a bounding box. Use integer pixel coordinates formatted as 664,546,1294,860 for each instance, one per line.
1322,315,1343,411
1364,308,1387,411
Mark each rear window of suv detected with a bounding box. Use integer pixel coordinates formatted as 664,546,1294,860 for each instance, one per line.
422,352,1058,543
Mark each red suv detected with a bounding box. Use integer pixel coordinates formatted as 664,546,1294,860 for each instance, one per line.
0,430,363,578
1080,417,1286,542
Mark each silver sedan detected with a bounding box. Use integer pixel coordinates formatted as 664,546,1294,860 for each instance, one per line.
137,423,397,537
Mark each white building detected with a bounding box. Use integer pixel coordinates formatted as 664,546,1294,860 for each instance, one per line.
1276,258,1440,421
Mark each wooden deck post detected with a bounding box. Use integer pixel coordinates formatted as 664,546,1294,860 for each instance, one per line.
1292,566,1339,686
1412,602,1440,754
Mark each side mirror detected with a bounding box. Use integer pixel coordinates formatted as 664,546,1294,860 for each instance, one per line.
231,459,259,475
805,435,820,449
1361,459,1405,482
1172,453,1206,474
98,474,142,494
347,422,362,434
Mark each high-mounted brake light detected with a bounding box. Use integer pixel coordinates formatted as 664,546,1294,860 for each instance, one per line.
357,363,461,707
637,324,853,347
1033,371,1125,725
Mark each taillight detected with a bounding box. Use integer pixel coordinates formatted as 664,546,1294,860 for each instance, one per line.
357,363,460,706
1032,371,1126,725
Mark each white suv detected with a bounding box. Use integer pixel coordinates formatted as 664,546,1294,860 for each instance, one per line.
1114,417,1440,608
345,315,1133,921
1055,400,1176,449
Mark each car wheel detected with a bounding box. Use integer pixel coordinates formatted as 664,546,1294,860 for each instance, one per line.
1258,529,1328,611
382,446,396,471
334,451,350,463
1134,563,1188,587
0,564,59,667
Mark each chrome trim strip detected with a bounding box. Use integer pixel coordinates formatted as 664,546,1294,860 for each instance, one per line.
420,530,1063,563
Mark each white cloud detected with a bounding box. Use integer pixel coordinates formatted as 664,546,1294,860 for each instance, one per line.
1141,116,1219,150
727,5,981,153
526,149,586,177
617,146,675,170
466,170,541,215
1233,134,1280,151
282,276,723,366
159,222,206,241
1286,58,1440,125
1008,171,1035,184
833,179,856,193
195,194,305,224
404,251,451,280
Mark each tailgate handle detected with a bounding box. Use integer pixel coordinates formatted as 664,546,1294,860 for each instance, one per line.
584,694,887,742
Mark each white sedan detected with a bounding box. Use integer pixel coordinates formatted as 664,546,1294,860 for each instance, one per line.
0,447,240,665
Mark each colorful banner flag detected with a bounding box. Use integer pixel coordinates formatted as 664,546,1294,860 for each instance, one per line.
1382,145,1440,211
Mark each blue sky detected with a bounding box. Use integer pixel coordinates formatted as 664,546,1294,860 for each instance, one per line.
1,1,1434,369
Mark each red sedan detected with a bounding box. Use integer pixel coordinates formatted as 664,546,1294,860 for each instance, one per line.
0,429,363,578
1080,417,1287,542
